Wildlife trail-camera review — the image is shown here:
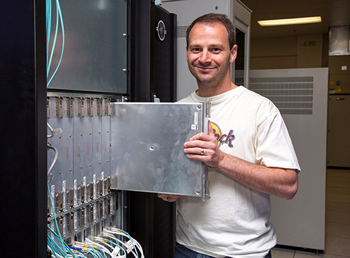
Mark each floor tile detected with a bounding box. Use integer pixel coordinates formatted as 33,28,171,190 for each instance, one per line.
327,201,350,213
272,169,350,258
327,186,350,195
326,222,350,239
324,236,350,256
327,193,350,204
295,249,350,257
327,211,350,225
271,247,295,258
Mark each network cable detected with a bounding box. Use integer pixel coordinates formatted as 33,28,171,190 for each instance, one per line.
98,233,128,257
103,228,144,258
46,0,65,87
48,185,77,258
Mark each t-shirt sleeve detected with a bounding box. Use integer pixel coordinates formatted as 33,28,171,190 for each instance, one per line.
255,107,301,172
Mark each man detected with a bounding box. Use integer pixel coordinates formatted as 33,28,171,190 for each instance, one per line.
159,13,300,258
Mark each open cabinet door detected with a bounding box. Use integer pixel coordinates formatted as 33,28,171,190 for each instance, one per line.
110,102,209,200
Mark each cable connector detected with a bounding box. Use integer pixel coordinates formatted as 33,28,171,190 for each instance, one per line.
125,240,136,254
47,122,63,138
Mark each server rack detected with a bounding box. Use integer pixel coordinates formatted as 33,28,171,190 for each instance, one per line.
0,1,180,257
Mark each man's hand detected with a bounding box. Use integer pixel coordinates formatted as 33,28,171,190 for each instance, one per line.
184,121,225,168
158,194,181,202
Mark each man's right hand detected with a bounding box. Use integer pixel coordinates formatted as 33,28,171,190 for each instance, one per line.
158,194,181,202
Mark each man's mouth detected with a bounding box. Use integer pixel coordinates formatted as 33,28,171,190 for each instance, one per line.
195,66,215,73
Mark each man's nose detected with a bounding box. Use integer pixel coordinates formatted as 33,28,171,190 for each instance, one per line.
198,50,211,64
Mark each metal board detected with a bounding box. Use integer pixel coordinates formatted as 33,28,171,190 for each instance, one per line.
47,97,74,191
110,103,206,197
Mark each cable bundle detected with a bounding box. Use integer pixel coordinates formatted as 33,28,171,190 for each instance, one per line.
46,0,65,87
47,182,144,258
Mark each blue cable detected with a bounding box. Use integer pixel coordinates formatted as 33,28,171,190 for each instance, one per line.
47,1,59,77
47,0,65,87
69,246,87,258
106,239,126,256
48,235,66,257
47,184,78,258
47,238,59,258
46,0,52,69
48,236,64,257
93,245,107,258
47,184,68,257
82,244,101,258
48,226,78,258
46,0,50,67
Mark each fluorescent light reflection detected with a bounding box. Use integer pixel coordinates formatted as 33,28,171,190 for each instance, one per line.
258,16,322,26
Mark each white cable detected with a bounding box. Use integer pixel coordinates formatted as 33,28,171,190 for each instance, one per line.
47,122,63,138
102,229,143,258
99,233,128,255
47,122,55,138
105,227,144,257
101,231,137,258
47,143,58,178
85,237,114,257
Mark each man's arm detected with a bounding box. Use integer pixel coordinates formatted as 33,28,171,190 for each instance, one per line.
184,121,298,200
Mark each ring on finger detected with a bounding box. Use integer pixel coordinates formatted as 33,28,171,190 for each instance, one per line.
200,148,204,155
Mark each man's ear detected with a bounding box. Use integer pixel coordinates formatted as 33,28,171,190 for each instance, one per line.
230,44,238,64
186,46,189,62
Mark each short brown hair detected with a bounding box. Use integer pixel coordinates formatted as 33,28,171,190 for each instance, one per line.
186,13,236,50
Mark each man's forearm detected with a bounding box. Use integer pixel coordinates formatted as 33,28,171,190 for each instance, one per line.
216,152,298,200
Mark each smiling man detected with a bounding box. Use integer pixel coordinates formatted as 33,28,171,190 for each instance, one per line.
159,13,300,258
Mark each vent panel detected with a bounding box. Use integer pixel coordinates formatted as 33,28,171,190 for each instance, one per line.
250,76,314,115
177,26,188,38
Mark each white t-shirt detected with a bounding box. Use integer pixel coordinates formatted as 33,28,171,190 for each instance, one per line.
176,86,300,257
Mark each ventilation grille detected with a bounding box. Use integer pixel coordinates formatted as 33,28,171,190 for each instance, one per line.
177,26,189,38
249,76,314,115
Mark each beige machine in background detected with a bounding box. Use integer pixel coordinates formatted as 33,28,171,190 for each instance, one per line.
328,55,350,168
250,68,328,251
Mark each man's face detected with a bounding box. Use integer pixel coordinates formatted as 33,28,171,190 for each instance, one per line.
186,22,237,88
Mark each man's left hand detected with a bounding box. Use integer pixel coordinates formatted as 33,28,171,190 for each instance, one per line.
184,121,224,168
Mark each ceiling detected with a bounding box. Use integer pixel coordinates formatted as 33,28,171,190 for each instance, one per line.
239,0,350,39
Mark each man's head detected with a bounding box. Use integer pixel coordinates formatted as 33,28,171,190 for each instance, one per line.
186,13,236,51
185,13,237,96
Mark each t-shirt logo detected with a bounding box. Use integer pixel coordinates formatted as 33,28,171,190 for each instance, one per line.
211,122,235,148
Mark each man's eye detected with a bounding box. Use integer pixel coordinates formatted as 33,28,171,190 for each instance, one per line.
192,48,200,52
211,48,221,53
